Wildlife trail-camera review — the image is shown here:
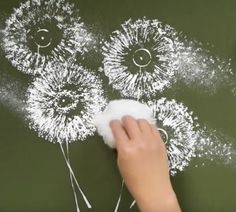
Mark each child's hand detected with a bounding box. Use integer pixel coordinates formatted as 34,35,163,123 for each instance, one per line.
110,115,181,212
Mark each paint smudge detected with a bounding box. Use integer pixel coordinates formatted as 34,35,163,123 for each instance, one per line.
102,18,179,99
146,98,199,175
1,0,92,75
26,59,107,143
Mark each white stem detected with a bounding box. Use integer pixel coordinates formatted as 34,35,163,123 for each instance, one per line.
60,143,92,209
114,179,124,212
65,142,80,212
129,200,136,209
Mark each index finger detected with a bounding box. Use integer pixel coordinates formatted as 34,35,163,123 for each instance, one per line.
110,119,129,149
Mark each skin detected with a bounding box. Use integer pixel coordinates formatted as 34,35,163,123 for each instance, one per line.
110,115,181,212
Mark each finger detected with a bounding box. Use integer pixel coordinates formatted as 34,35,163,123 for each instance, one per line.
122,115,141,139
110,119,129,149
137,119,153,136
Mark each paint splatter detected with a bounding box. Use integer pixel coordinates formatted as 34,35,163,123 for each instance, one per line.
26,60,107,143
102,18,179,99
146,98,199,175
1,0,92,75
175,39,234,94
196,126,235,166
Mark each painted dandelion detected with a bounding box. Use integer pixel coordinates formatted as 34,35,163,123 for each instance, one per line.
26,60,107,143
2,0,92,75
129,98,199,209
102,18,179,99
26,60,107,211
147,98,199,175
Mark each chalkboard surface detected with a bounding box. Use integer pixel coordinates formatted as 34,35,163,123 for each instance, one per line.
1,0,236,212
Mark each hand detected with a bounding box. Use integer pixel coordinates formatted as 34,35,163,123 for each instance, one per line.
110,115,181,212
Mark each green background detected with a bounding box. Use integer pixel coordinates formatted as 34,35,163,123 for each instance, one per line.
1,0,236,211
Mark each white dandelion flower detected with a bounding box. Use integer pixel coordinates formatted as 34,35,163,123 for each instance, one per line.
26,60,107,143
2,0,92,75
147,98,199,175
102,18,179,99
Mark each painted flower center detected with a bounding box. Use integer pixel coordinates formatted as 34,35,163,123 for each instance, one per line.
132,48,152,67
158,128,169,144
55,90,79,114
34,29,52,48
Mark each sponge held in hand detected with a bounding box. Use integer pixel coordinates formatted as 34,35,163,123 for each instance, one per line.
94,99,155,148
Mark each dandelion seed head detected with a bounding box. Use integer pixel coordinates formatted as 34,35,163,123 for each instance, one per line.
26,60,107,143
2,0,92,75
147,98,199,175
102,18,179,99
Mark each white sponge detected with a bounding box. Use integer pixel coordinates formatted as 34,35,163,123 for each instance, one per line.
94,99,155,148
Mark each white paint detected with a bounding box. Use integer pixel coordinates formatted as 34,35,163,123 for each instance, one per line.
175,39,233,94
102,18,179,99
196,126,235,165
26,60,107,143
60,143,92,211
94,99,155,148
114,180,124,212
2,0,92,75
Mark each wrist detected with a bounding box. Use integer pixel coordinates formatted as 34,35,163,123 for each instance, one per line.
136,188,180,212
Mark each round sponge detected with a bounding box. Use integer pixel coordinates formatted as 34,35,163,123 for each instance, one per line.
94,99,155,148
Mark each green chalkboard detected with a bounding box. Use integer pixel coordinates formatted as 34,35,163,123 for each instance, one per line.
1,0,236,212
